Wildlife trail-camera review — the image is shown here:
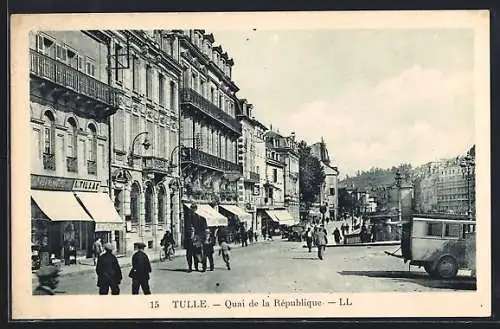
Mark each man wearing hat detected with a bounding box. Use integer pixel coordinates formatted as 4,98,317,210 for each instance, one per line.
202,228,215,272
96,243,122,295
33,265,60,295
130,242,152,295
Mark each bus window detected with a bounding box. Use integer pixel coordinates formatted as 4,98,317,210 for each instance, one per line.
444,223,460,238
427,222,442,237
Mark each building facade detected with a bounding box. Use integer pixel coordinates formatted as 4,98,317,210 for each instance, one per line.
236,100,267,232
175,30,243,245
29,30,122,259
107,30,184,254
311,138,339,221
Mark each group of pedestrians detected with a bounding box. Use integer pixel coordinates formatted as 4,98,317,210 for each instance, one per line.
184,226,232,272
304,224,329,260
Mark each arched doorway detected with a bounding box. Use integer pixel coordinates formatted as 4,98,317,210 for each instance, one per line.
130,182,141,228
144,183,154,228
157,185,166,229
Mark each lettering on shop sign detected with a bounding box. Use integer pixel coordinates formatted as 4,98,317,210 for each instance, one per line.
72,179,100,192
31,175,74,191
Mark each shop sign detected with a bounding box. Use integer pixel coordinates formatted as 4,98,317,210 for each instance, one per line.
72,179,100,192
31,175,101,192
31,175,74,191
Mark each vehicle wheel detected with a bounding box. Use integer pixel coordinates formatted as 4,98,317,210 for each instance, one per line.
435,256,458,279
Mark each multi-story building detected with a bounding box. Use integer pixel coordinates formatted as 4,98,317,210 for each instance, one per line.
256,128,298,236
108,30,183,253
236,99,266,232
311,138,339,221
174,30,243,244
29,30,123,259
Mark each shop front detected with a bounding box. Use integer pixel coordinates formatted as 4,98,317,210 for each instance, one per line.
30,175,125,261
218,205,252,241
183,203,229,244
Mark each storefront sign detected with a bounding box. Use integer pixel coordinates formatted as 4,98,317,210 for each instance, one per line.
31,175,100,192
72,179,100,192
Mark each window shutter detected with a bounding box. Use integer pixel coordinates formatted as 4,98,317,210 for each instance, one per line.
36,35,44,52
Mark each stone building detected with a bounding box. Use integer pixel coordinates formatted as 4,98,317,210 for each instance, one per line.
108,30,183,253
310,138,339,221
29,30,123,259
236,99,266,232
174,30,242,245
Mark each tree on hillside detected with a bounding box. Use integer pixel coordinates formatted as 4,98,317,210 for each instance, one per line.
298,141,326,213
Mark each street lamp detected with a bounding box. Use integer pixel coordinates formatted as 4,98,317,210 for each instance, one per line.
127,131,151,167
460,153,475,220
395,170,402,223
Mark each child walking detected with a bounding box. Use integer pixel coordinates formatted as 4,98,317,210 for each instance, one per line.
218,239,231,270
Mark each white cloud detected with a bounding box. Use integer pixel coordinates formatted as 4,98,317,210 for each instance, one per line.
283,66,474,175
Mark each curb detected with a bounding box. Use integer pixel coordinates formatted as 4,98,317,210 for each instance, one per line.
303,241,401,248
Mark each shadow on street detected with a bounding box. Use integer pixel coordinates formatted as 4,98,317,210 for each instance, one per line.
339,270,476,290
291,257,319,260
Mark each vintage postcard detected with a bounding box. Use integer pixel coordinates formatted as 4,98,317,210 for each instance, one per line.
10,10,490,319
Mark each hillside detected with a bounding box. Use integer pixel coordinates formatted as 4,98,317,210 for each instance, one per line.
339,164,413,191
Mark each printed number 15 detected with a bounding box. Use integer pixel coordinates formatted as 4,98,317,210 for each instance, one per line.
150,301,160,309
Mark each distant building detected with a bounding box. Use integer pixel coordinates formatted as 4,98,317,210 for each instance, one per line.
310,138,339,220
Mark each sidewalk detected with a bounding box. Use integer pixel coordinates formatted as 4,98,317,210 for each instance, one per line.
32,238,274,283
302,240,400,248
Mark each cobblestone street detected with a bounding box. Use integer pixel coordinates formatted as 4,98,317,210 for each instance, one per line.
46,237,476,295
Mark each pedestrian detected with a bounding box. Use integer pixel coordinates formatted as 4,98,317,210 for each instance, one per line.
92,237,103,266
129,242,152,295
254,231,258,242
314,227,328,260
248,228,254,244
192,231,204,272
202,229,215,272
241,227,248,247
340,223,346,236
160,230,175,260
305,227,314,252
360,224,368,243
218,238,231,270
33,265,60,295
96,243,122,295
345,223,350,234
185,225,196,273
63,238,71,266
333,227,341,244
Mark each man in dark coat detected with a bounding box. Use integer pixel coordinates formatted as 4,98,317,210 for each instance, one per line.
333,227,342,244
241,226,248,247
96,243,122,295
185,225,196,272
314,227,328,260
130,242,152,295
33,265,60,295
202,228,215,272
304,227,314,252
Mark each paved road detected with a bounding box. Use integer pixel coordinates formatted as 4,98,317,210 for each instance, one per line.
47,239,476,295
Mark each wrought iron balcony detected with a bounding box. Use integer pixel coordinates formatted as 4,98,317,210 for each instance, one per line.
43,153,56,171
181,147,241,173
66,156,78,173
180,88,241,133
87,160,97,175
142,156,170,173
30,49,116,107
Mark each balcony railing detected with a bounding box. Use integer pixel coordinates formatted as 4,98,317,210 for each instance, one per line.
180,88,241,133
181,147,241,173
30,49,116,106
255,197,284,208
43,153,56,171
87,160,97,175
142,156,169,173
66,156,78,173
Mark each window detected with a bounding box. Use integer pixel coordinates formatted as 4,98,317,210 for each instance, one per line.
444,224,460,238
219,94,223,109
43,111,55,155
210,87,215,103
158,73,165,106
330,188,335,196
132,56,140,92
87,124,97,162
273,169,278,183
157,187,165,224
145,184,153,226
36,34,55,57
114,44,124,83
55,43,67,61
66,48,78,68
85,58,96,77
169,81,176,110
113,109,124,151
146,65,153,99
66,118,78,158
426,223,443,237
130,183,140,225
77,55,84,71
192,72,198,93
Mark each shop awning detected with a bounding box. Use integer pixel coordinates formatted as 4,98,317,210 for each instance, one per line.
219,205,252,226
265,209,297,226
75,192,123,231
187,204,228,227
31,190,92,222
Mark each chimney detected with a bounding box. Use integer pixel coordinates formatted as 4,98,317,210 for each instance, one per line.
290,132,295,141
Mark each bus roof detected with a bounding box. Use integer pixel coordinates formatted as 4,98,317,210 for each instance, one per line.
412,217,476,225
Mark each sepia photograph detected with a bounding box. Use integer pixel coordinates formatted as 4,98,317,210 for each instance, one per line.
10,10,490,319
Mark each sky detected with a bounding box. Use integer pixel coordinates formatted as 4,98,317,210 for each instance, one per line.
212,29,475,178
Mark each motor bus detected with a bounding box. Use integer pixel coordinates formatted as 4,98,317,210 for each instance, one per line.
386,214,476,279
